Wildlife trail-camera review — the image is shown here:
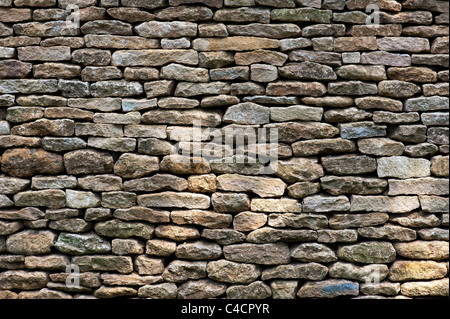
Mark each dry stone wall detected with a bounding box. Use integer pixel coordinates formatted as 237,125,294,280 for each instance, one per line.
0,0,449,299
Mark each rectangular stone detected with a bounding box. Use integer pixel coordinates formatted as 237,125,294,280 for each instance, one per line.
111,50,199,66
18,46,71,62
75,123,123,137
0,80,58,94
68,98,122,112
388,178,449,196
85,34,159,49
350,195,421,213
193,37,279,51
123,125,167,138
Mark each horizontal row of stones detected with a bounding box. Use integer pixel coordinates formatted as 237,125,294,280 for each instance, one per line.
0,238,448,298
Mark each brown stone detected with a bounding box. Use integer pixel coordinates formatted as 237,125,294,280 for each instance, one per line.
1,148,63,178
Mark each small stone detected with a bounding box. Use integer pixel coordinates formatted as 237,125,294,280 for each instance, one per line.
64,149,114,175
112,239,144,255
328,81,378,96
320,176,387,195
390,125,427,143
336,65,387,81
405,96,449,112
287,182,320,199
329,213,389,230
324,108,372,123
73,256,133,274
291,243,337,263
138,283,177,299
292,139,356,157
322,155,377,175
188,174,217,193
350,195,420,213
235,50,287,66
271,281,298,299
216,174,286,198
202,229,246,245
227,281,272,299
0,60,32,78
90,80,143,98
155,225,200,241
178,279,227,299
78,175,122,192
317,229,358,243
66,189,100,209
361,51,411,67
146,240,177,257
193,36,279,51
339,122,387,139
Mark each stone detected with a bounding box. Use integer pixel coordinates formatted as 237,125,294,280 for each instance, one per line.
388,178,449,196
303,195,350,213
138,283,177,299
293,139,356,157
401,279,449,297
0,178,30,195
271,105,323,122
88,137,135,152
14,190,66,209
322,155,377,175
134,256,164,275
0,207,43,221
317,229,357,243
251,198,301,213
142,109,223,127
405,96,449,111
287,182,320,199
113,206,169,224
112,50,198,67
11,118,74,136
176,240,222,260
358,224,417,242
0,60,32,78
146,240,177,257
160,155,211,175
48,218,91,233
431,156,449,177
378,156,431,179
123,174,187,192
420,196,449,213
394,241,449,260
216,174,286,198
73,256,133,274
227,281,272,299
373,111,420,124
223,102,269,125
207,260,260,284
320,176,387,195
0,220,22,235
391,212,441,228
389,261,447,281
178,279,227,299
233,212,267,232
267,81,327,97
114,153,159,178
211,193,250,213
202,229,246,245
390,125,427,143
6,230,56,255
280,62,336,81
291,243,337,263
361,51,411,67
137,138,175,155
0,271,48,290
193,37,279,51
328,81,378,96
297,280,359,298
235,50,287,67
66,189,100,209
339,122,387,139
95,219,153,239
64,149,114,175
336,65,387,81
188,174,217,193
214,7,270,23
162,260,207,283
42,137,87,152
328,262,389,282
329,213,389,230
290,50,342,66
101,191,137,209
223,243,290,265
337,242,396,264
350,195,420,213
54,232,111,255
418,228,449,241
155,225,200,241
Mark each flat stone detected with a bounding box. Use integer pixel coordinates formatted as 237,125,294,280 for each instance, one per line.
390,125,427,143
202,229,246,245
293,139,356,157
0,271,48,291
401,279,449,297
394,241,449,260
336,65,387,81
114,153,159,178
224,243,290,265
142,109,222,127
214,7,270,23
350,195,420,213
162,260,207,283
171,210,231,229
73,256,133,274
101,191,137,209
358,224,417,242
329,81,378,96
14,190,66,209
317,229,358,243
88,137,136,152
112,49,198,66
0,220,22,235
297,280,359,298
337,242,396,264
321,176,387,195
155,225,201,241
42,137,87,152
266,122,338,143
420,196,449,213
287,182,320,199
64,149,114,175
176,240,222,260
251,198,301,213
329,262,389,282
138,283,177,299
211,193,250,213
54,232,111,255
227,281,272,299
0,177,30,195
216,174,286,198
267,81,327,97
193,36,279,51
68,98,121,112
6,230,56,255
0,207,43,221
95,219,153,239
329,213,389,229
361,51,412,67
233,212,267,232
66,189,100,209
391,211,441,228
389,261,447,281
388,178,449,196
178,279,227,299
378,156,430,179
235,50,287,67
0,60,32,78
291,243,337,263
322,155,377,175
405,96,449,111
188,174,217,193
339,122,387,139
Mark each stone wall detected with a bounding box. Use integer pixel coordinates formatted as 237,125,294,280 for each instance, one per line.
0,0,449,299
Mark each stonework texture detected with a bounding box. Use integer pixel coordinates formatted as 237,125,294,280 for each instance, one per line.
0,0,449,299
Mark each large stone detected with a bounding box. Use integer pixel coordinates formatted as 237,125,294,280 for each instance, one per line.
293,139,356,157
176,240,222,260
377,156,430,178
14,190,66,209
73,256,133,274
223,102,269,125
297,280,359,298
280,62,336,81
193,37,279,51
171,210,231,229
303,195,350,213
227,281,272,299
64,149,114,175
138,192,210,209
378,37,430,52
405,96,449,111
291,243,337,263
358,138,405,156
214,7,270,23
337,242,396,264
54,233,111,255
0,271,48,291
266,81,327,97
142,109,223,126
178,279,227,299
95,219,153,239
389,261,447,281
162,260,207,283
135,21,197,38
321,176,387,195
394,241,449,260
114,153,159,178
114,206,170,224
401,279,449,297
223,243,290,265
336,65,387,81
322,155,377,175
350,195,420,213
6,230,56,255
0,60,32,78
207,260,261,284
328,262,389,282
155,225,200,241
11,119,74,137
216,174,286,198
388,178,449,196
112,50,198,66
358,224,417,242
